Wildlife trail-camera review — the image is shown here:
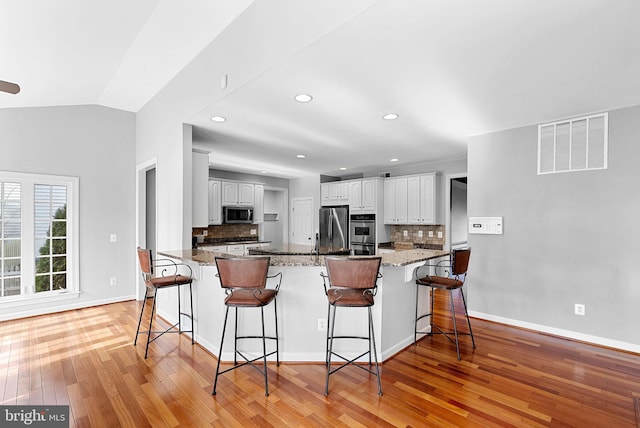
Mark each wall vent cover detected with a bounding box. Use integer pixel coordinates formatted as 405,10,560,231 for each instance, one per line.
538,112,608,175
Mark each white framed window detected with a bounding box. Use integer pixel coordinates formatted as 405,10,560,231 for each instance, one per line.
0,171,79,305
538,112,608,175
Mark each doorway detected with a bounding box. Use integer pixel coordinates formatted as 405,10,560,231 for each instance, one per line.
445,174,468,250
136,158,157,300
290,197,314,245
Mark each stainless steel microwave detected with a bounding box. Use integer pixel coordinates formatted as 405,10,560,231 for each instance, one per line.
223,206,254,224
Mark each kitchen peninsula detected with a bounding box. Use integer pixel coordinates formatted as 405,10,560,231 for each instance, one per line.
157,248,448,363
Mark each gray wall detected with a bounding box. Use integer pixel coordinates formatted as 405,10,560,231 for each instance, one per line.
0,105,137,319
467,104,640,348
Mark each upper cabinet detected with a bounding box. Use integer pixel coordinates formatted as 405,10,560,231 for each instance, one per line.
222,181,254,206
349,178,381,214
208,179,222,225
407,173,438,224
383,177,408,224
192,150,210,228
321,182,349,206
253,184,264,223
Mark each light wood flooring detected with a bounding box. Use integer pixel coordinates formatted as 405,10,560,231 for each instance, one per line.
1,291,640,427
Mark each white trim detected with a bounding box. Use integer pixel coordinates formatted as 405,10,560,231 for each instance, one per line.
469,310,640,354
444,172,467,251
0,295,136,322
135,157,157,301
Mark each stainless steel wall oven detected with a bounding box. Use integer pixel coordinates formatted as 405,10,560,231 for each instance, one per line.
349,214,376,255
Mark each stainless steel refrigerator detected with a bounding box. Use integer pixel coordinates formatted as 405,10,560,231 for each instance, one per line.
319,205,349,250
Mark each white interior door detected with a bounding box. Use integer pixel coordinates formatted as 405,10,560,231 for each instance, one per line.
291,197,314,245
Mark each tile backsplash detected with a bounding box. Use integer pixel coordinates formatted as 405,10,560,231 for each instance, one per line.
193,224,259,242
389,224,445,248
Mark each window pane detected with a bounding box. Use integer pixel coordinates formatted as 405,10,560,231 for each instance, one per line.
36,238,50,256
1,181,22,299
35,257,50,274
3,277,21,296
52,220,66,237
35,274,50,292
52,273,66,291
52,239,66,255
4,259,20,275
3,240,20,257
52,256,66,273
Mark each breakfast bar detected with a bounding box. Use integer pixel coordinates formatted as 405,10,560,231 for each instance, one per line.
156,247,448,363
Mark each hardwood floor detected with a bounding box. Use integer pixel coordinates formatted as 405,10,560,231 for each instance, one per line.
1,293,639,427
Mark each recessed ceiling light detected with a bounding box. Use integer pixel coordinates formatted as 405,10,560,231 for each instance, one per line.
296,154,306,159
294,94,313,103
339,167,347,171
390,158,399,162
383,113,399,120
260,171,268,174
210,116,227,122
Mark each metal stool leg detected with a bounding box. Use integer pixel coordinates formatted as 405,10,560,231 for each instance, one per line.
449,290,461,361
261,307,269,397
325,304,337,396
274,297,280,366
188,283,195,344
368,307,383,396
144,288,158,358
212,305,230,395
459,288,476,348
134,290,149,346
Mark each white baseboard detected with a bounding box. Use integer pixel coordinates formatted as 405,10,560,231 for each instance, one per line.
469,310,640,354
0,294,137,322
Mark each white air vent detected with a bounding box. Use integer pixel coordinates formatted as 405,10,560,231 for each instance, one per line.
538,112,608,175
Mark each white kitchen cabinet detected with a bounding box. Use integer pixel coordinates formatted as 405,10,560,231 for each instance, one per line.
407,173,437,224
321,182,349,206
384,177,408,224
222,181,254,206
253,184,264,223
349,178,380,214
192,150,210,227
208,179,222,225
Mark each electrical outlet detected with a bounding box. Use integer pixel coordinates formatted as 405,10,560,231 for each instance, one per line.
574,303,585,316
202,230,208,236
418,231,423,238
437,231,443,239
109,233,117,242
428,231,434,238
317,318,327,331
251,229,257,235
109,277,117,286
403,230,408,237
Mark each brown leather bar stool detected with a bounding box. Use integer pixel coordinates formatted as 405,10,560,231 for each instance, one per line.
134,247,194,358
212,256,282,397
321,256,383,396
414,247,475,360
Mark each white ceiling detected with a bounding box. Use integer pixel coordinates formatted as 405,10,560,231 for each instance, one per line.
3,1,640,179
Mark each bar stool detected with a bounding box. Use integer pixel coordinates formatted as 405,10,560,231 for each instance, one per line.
134,247,194,358
212,256,282,397
321,256,383,396
414,247,475,360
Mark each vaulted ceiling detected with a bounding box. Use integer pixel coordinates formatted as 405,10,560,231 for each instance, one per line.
3,1,640,178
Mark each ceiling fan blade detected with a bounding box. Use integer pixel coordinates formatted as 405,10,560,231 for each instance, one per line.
0,80,21,94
